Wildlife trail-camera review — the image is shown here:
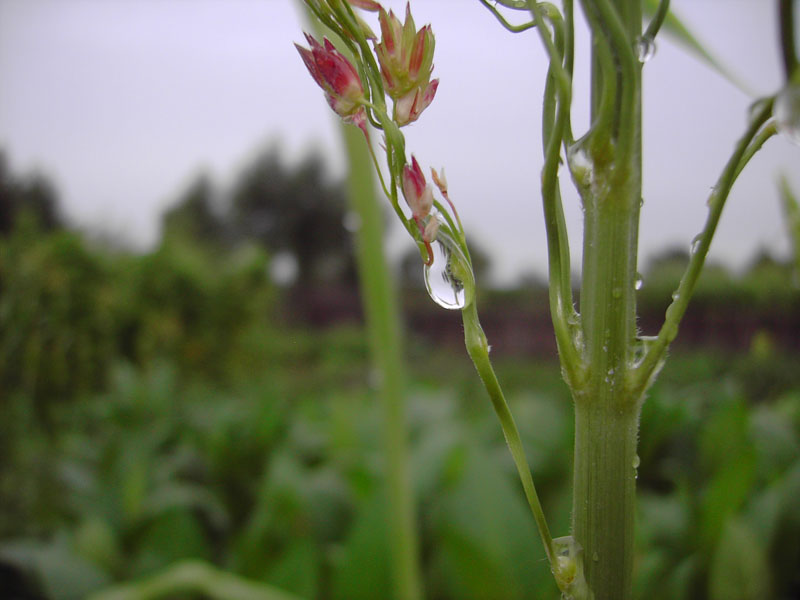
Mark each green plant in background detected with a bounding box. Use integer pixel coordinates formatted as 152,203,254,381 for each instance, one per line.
295,1,799,598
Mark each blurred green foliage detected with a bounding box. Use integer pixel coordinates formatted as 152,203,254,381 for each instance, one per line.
1,152,799,599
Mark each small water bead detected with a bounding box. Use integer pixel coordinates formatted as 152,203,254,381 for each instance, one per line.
690,234,703,255
632,335,657,367
774,83,800,146
636,36,657,63
423,234,475,310
633,454,640,479
634,273,643,291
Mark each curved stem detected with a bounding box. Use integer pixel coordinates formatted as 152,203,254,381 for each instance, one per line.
593,0,638,168
577,0,618,145
478,0,537,33
461,303,556,568
643,0,670,41
528,1,572,104
630,100,776,398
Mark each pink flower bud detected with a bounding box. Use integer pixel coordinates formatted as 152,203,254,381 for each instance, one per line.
422,216,440,243
375,4,436,100
431,167,447,196
394,79,438,126
402,156,433,219
296,34,365,120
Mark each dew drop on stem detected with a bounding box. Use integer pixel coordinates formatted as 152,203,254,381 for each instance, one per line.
774,83,800,146
634,273,643,291
690,234,702,255
423,233,474,310
636,36,656,63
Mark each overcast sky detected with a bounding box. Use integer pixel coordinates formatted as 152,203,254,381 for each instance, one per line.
1,0,798,285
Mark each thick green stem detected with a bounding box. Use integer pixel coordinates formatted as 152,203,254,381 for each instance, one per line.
572,0,642,594
572,400,639,600
574,168,641,600
573,171,642,600
342,115,423,600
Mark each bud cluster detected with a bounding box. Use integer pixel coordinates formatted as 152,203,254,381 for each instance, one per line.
295,0,467,272
296,0,438,131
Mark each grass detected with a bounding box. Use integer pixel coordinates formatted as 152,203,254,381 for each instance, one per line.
1,322,798,599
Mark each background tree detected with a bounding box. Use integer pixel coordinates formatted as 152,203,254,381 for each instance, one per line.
228,146,356,286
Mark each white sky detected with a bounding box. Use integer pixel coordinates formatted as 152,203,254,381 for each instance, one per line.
0,0,798,286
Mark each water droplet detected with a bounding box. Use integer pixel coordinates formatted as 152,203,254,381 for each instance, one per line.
671,290,680,302
636,36,656,63
631,335,659,369
774,83,800,146
423,233,474,310
342,211,362,232
634,273,643,291
567,142,595,191
592,551,599,563
690,234,702,255
633,454,640,469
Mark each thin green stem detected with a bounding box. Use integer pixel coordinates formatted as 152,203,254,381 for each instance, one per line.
780,0,798,81
528,1,572,104
576,0,618,145
643,0,670,41
593,0,638,168
478,0,537,33
461,303,556,568
303,6,423,598
342,123,423,600
631,100,775,398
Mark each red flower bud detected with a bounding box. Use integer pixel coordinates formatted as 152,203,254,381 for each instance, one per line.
402,155,433,219
375,4,436,100
394,79,438,126
296,34,365,120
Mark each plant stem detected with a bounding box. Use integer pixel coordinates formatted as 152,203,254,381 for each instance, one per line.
461,303,556,569
572,398,639,599
300,9,423,597
342,124,423,600
573,165,641,599
572,1,642,597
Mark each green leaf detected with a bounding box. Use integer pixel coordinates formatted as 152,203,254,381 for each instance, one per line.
642,0,750,94
132,509,212,577
86,560,305,600
331,491,392,600
708,518,771,600
265,537,318,599
428,447,553,599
